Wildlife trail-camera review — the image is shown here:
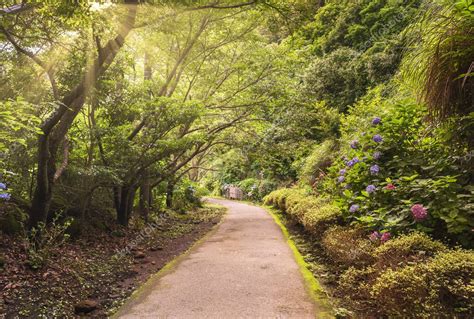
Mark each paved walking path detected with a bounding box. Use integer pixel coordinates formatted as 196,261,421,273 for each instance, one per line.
115,198,318,318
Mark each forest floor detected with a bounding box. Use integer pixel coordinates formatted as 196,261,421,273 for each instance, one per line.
114,198,330,318
0,204,225,318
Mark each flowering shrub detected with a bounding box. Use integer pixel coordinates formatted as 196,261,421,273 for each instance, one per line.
323,91,473,245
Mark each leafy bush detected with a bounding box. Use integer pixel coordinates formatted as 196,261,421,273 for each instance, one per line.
338,232,472,317
373,231,447,269
322,226,375,267
0,209,24,235
265,188,341,236
25,214,73,270
263,188,305,211
371,249,474,317
299,203,341,236
338,266,377,312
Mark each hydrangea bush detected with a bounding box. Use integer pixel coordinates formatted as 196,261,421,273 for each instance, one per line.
324,89,473,246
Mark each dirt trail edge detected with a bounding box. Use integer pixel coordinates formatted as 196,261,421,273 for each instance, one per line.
114,198,333,318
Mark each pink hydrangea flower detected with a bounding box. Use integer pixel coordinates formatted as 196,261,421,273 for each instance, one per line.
411,204,428,221
380,232,391,243
369,231,380,242
385,183,396,190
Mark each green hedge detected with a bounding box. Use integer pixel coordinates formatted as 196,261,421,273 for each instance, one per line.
264,188,341,236
338,232,473,317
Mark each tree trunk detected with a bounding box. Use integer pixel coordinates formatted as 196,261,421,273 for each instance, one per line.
139,178,150,221
116,184,137,226
139,51,153,220
166,180,175,209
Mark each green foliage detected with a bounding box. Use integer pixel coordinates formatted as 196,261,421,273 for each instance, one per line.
0,207,25,235
298,139,337,186
371,249,474,317
403,0,474,121
322,226,375,267
25,214,72,270
373,231,447,269
265,188,341,236
0,99,41,165
338,233,473,317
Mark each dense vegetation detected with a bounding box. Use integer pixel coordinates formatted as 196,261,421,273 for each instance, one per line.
0,0,473,317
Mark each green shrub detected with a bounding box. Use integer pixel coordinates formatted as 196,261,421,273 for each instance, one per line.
300,203,341,236
373,232,447,269
286,194,320,218
265,188,341,236
263,188,304,211
322,226,375,267
338,266,378,312
25,214,72,270
371,249,474,317
0,208,25,235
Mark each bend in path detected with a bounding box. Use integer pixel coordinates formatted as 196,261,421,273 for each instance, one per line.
115,198,323,318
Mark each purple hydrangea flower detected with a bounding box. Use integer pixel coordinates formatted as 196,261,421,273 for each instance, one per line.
373,151,382,160
339,169,347,175
366,185,376,193
380,232,391,243
347,157,360,167
349,204,359,213
373,134,383,143
370,164,380,175
411,204,428,221
350,140,359,149
372,117,381,125
369,231,380,241
0,183,6,190
0,193,11,201
337,176,345,183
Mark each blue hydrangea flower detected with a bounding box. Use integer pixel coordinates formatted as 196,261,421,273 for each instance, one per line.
373,151,381,160
339,169,347,175
349,204,359,213
372,117,381,125
337,176,345,183
0,183,6,190
370,164,380,175
373,134,383,143
350,140,359,149
0,193,11,201
366,185,376,193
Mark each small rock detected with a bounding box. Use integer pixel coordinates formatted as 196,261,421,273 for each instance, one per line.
133,251,146,259
150,246,163,251
74,299,99,314
151,261,156,265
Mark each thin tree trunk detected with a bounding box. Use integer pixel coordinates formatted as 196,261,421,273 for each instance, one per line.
166,179,175,209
